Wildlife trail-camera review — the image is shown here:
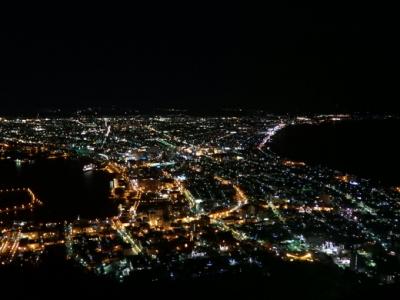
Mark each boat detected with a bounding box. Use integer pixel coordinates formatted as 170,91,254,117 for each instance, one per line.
83,163,96,172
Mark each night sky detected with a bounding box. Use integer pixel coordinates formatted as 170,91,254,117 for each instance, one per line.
0,3,396,114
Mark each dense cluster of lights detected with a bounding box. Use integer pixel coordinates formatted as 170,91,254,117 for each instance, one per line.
0,113,399,284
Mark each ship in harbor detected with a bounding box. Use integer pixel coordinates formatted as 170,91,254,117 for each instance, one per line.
82,163,96,172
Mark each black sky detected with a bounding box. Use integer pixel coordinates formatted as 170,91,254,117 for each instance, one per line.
0,3,397,114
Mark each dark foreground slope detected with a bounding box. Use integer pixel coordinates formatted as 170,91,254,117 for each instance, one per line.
1,247,399,300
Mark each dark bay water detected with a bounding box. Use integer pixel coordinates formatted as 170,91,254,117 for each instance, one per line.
0,158,117,221
270,119,400,187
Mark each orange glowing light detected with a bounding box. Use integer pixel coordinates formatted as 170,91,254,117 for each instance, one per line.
286,252,314,262
283,160,306,167
336,175,349,183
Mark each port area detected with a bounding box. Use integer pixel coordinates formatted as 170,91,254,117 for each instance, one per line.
0,188,42,214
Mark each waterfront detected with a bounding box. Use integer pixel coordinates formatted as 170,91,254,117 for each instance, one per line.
0,158,117,221
270,119,400,187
